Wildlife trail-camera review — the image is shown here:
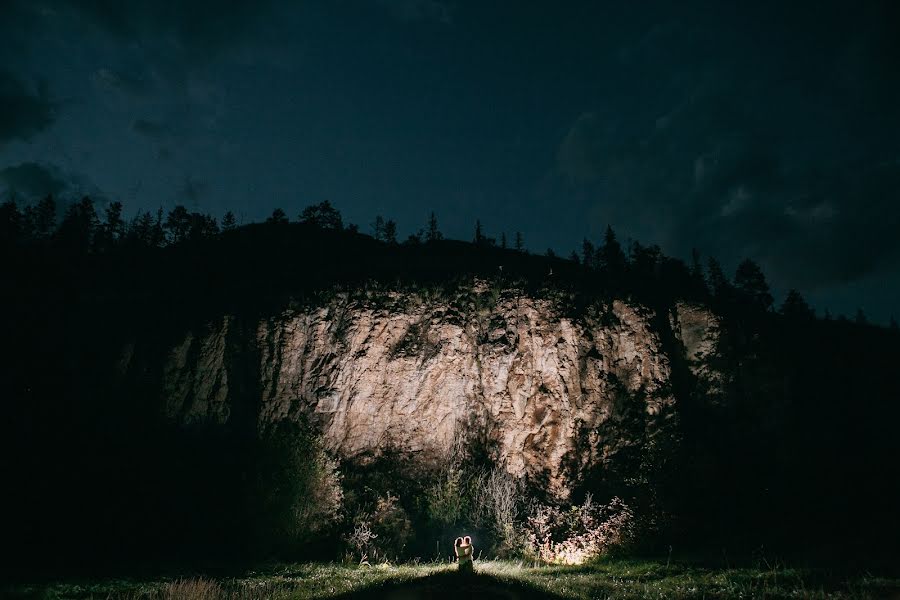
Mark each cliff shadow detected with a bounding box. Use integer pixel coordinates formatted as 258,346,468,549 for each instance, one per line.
320,570,567,600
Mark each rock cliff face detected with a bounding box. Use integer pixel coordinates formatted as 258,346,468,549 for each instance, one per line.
156,283,722,498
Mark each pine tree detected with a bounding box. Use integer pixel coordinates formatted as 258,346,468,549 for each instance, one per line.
299,200,342,229
780,289,815,320
734,258,773,311
581,238,595,269
266,208,289,225
473,220,484,245
514,231,524,252
57,196,99,252
104,201,124,243
599,225,627,282
372,215,385,241
165,205,191,243
569,250,580,264
426,212,442,242
383,219,397,244
27,194,57,239
500,232,507,249
221,211,237,231
0,199,24,243
855,308,868,325
707,257,733,303
690,248,708,296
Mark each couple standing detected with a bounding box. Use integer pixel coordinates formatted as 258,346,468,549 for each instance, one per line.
454,536,474,573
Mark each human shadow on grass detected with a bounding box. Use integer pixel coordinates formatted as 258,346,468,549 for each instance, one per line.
320,570,568,600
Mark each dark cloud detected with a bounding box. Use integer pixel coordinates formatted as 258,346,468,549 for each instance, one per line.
375,0,453,24
0,162,68,200
93,68,154,96
180,176,207,206
132,119,171,140
0,70,56,145
47,0,275,62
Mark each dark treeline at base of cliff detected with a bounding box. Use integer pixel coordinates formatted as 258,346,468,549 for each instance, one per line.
2,204,899,579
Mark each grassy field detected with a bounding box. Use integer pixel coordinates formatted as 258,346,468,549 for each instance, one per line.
6,559,898,599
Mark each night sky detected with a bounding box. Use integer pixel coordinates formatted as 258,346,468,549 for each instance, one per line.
2,1,899,322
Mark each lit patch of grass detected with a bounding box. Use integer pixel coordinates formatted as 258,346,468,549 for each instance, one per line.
5,559,898,599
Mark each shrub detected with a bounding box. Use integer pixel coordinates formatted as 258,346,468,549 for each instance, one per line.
522,495,635,564
424,465,467,526
345,492,413,563
469,466,522,556
250,421,344,554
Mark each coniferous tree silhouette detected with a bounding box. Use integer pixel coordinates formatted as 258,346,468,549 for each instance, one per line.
266,208,289,225
500,232,507,249
25,194,57,239
299,200,342,229
221,211,237,231
56,196,99,253
707,257,733,306
96,201,124,251
581,238,595,269
780,289,815,320
0,199,23,243
514,231,524,252
599,225,627,285
855,308,868,325
734,258,773,312
473,220,484,245
372,215,386,241
690,248,708,297
425,212,442,242
383,219,397,244
165,205,191,244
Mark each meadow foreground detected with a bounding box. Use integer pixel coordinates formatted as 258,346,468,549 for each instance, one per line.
7,559,898,600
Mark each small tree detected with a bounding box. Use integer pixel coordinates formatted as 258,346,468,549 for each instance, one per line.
56,196,99,252
855,308,868,325
707,257,733,304
581,238,595,269
221,211,237,231
734,258,773,311
165,205,191,243
0,199,24,243
780,289,814,320
500,232,507,249
27,194,57,239
473,220,484,245
426,212,443,242
372,215,385,240
383,219,397,244
599,225,627,282
514,231,524,252
299,200,342,229
266,208,289,225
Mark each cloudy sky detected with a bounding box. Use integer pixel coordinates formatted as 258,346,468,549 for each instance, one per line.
2,0,899,322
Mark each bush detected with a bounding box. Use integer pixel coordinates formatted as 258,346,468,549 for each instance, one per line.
522,495,635,564
469,466,522,556
250,421,343,555
345,492,413,563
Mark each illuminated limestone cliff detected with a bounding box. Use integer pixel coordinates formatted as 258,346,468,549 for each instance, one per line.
158,283,722,498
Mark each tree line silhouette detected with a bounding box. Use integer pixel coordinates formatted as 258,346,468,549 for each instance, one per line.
3,193,882,326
